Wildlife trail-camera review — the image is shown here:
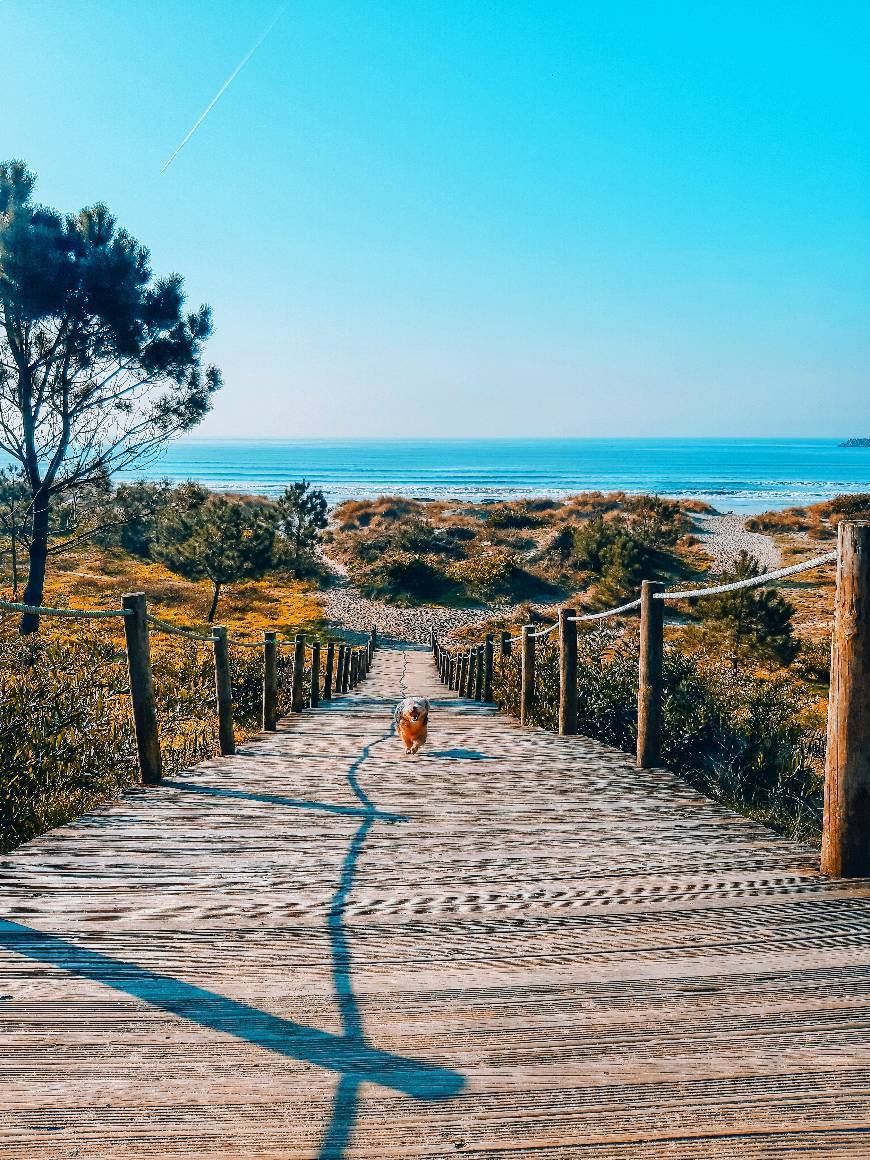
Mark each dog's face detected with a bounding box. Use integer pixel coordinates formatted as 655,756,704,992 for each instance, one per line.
408,705,423,722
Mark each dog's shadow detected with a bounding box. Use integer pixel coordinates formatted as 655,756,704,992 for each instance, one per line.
426,748,493,761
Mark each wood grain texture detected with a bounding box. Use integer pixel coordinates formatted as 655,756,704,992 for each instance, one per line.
2,644,870,1158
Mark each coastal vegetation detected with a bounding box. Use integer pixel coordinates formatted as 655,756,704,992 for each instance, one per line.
327,492,709,608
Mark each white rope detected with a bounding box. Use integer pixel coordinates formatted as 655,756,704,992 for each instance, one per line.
656,550,837,601
528,622,559,639
146,614,219,643
570,597,643,622
436,547,838,652
0,598,130,619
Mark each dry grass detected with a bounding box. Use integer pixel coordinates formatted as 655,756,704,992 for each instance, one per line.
8,545,325,640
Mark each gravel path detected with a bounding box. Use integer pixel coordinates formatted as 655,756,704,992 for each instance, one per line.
691,513,781,572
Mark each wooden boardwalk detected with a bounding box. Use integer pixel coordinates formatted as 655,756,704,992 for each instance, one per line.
2,645,870,1158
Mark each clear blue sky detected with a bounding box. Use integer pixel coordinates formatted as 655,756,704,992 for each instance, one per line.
3,1,868,438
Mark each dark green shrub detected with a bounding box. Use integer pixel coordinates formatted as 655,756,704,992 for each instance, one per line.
350,551,448,603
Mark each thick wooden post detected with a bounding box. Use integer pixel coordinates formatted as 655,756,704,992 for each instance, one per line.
121,592,162,784
310,641,321,708
342,644,352,692
484,634,494,701
822,521,870,876
350,650,359,688
467,648,478,699
335,644,346,694
559,608,578,736
458,651,469,696
474,645,484,701
637,580,665,768
323,642,335,700
501,630,512,657
370,625,377,660
291,633,306,712
212,625,235,756
449,653,457,690
521,625,535,726
262,630,277,731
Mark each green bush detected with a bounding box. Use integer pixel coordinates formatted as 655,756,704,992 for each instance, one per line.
349,551,448,603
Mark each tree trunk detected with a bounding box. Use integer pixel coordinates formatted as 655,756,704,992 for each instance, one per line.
207,580,222,623
19,493,49,634
10,508,18,601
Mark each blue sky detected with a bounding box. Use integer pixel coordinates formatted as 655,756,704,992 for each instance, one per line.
3,1,868,438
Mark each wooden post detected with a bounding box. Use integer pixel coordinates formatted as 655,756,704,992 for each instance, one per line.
484,634,494,701
458,651,469,696
449,653,457,690
121,592,162,784
291,633,306,712
341,644,351,692
637,580,665,768
370,625,377,660
335,644,346,694
822,521,870,877
323,642,335,700
310,641,321,708
212,626,235,756
262,630,277,731
559,608,578,736
474,645,484,701
501,630,512,657
521,624,535,726
350,650,359,688
467,648,478,699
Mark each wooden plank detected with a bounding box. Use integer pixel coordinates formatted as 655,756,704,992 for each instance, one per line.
1,646,869,1157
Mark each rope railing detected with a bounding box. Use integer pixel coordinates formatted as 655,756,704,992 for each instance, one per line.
0,597,131,619
2,585,379,789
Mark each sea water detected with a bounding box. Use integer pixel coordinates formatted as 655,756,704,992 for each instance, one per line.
112,437,870,514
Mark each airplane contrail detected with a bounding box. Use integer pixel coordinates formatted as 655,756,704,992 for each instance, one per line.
161,2,288,173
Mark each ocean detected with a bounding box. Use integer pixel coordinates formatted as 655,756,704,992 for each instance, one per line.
113,437,870,514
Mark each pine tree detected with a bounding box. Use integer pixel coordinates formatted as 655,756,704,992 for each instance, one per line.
155,490,276,622
275,481,328,576
699,550,798,668
0,161,221,631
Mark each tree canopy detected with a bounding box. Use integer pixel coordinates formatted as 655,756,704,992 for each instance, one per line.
0,160,221,630
155,487,276,622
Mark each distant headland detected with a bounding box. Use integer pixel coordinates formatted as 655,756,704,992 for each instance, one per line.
839,438,870,448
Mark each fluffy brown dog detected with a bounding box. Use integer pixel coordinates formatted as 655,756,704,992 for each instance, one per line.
394,696,430,754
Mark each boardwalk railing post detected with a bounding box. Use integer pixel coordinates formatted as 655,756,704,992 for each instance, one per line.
459,650,469,696
323,641,335,700
501,630,511,657
121,592,162,785
350,649,359,688
521,624,535,726
310,641,321,708
474,645,484,701
449,653,457,690
822,521,870,877
263,630,277,731
213,625,235,756
484,634,494,701
467,648,478,700
291,633,306,712
336,644,346,694
370,625,377,660
559,608,578,736
637,580,664,768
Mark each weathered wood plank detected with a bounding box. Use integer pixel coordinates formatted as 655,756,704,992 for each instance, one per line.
1,645,869,1157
